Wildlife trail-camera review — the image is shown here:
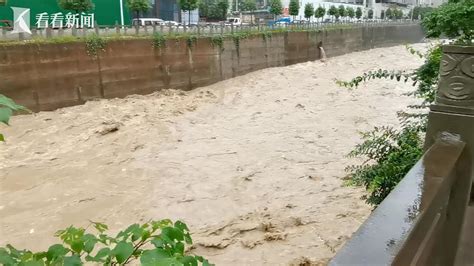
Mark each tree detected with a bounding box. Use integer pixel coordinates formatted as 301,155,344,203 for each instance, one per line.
385,8,392,19
395,9,403,19
126,0,151,22
368,9,373,19
411,6,435,20
347,7,355,20
314,6,326,22
241,0,257,24
355,7,362,19
328,5,338,21
304,3,314,21
423,0,473,42
57,0,93,13
217,0,229,20
289,0,300,20
269,0,283,20
179,0,199,25
337,5,346,20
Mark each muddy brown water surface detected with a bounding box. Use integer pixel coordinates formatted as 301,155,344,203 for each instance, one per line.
0,44,425,265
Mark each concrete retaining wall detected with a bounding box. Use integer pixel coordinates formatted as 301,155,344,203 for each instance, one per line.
0,24,425,112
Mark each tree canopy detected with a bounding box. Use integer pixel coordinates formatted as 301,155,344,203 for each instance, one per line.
347,7,355,18
422,0,473,42
179,0,199,12
304,3,314,20
328,6,338,19
338,5,346,18
289,0,300,18
57,0,94,13
385,8,392,19
241,0,257,12
315,6,326,20
199,0,228,20
216,0,229,19
355,7,362,19
269,0,283,18
367,9,373,19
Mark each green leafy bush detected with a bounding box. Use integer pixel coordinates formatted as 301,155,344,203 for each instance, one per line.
422,0,473,44
338,44,441,205
0,94,28,142
0,220,212,266
346,127,423,204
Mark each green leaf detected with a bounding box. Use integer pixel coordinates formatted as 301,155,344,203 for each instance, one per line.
142,257,183,266
151,238,165,249
141,229,151,241
33,252,48,261
55,226,85,247
111,241,134,264
22,261,44,266
0,107,12,125
175,221,192,244
0,134,4,142
175,242,185,255
116,224,139,241
63,255,82,266
140,249,172,265
91,221,108,233
82,234,97,253
0,248,17,265
6,245,21,259
46,244,69,261
179,256,198,266
85,247,110,262
0,95,27,112
151,220,173,231
161,227,184,242
70,240,84,254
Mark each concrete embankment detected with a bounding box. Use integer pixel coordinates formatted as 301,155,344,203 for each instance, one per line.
0,24,424,111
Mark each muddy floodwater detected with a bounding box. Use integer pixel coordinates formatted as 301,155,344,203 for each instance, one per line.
0,44,424,265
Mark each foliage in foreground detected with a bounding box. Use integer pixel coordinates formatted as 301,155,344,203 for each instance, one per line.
340,0,473,206
0,94,28,142
0,220,212,266
338,43,442,205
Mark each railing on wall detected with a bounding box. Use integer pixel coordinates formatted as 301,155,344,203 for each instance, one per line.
330,133,471,265
0,20,418,41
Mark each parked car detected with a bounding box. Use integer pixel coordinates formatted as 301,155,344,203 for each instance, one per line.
132,18,164,26
162,21,180,27
268,17,291,26
225,18,242,25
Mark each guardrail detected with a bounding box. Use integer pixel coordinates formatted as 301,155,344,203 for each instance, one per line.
330,45,474,266
330,133,470,265
0,20,418,41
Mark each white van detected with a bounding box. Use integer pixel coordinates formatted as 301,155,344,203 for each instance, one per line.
132,18,164,26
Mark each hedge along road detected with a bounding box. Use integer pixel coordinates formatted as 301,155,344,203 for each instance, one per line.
0,43,424,265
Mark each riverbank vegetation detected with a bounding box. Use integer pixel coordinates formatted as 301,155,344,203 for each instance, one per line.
340,0,473,205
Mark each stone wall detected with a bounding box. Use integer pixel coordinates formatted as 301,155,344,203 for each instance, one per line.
0,24,425,112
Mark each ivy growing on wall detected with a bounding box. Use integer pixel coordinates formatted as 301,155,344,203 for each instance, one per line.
152,33,166,49
210,35,224,51
85,34,107,58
